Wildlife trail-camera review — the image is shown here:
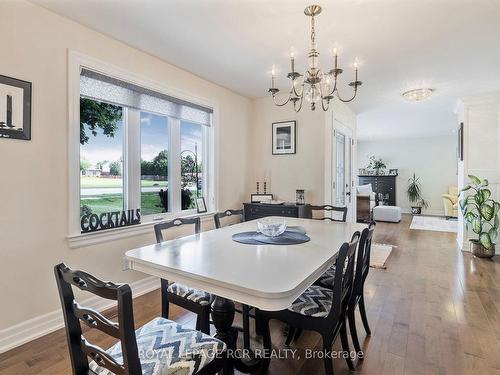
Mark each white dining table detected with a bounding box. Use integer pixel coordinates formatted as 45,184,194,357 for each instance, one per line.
124,217,367,373
124,217,367,311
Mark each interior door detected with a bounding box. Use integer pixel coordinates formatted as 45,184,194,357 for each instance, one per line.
332,121,355,221
336,132,346,206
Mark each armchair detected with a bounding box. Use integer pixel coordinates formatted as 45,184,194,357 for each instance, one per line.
357,184,376,222
442,186,458,218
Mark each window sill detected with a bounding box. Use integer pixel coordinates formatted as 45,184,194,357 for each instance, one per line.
67,211,216,249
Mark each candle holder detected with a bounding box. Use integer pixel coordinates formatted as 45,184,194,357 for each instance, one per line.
256,182,260,194
263,182,267,194
296,189,305,205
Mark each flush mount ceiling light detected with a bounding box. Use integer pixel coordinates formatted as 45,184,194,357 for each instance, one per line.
402,88,434,102
268,4,362,112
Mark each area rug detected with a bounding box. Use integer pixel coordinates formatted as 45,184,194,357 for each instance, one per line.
410,215,457,233
370,243,393,269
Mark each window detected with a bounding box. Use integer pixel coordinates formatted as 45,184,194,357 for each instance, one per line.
80,100,124,216
181,120,204,210
77,66,213,232
140,112,169,215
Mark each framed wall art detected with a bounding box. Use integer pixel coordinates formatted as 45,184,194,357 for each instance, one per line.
196,197,208,213
0,75,32,140
272,120,296,155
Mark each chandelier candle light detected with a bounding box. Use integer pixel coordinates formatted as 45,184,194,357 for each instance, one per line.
268,4,362,111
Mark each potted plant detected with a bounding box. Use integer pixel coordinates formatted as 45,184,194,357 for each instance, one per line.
460,175,500,258
367,156,386,175
407,173,428,214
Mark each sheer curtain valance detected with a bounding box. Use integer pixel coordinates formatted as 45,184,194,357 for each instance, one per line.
80,68,212,126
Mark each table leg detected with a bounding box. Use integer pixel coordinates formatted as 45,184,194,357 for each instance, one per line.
211,296,262,374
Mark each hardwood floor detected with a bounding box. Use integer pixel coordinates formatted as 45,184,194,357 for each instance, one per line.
1,214,500,374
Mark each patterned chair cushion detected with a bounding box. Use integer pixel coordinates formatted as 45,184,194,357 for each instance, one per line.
315,266,336,288
287,285,333,318
167,283,211,306
90,317,226,375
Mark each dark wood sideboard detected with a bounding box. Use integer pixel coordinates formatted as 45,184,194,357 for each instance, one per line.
243,203,312,221
358,175,397,206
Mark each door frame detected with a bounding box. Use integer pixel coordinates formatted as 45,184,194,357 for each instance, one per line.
331,118,357,222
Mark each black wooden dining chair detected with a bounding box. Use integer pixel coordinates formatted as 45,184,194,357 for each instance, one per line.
257,233,360,375
213,208,255,350
213,209,244,229
316,222,375,356
154,217,212,334
54,263,225,375
285,231,359,345
309,205,348,222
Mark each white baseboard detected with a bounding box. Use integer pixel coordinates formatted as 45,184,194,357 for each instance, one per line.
0,276,159,354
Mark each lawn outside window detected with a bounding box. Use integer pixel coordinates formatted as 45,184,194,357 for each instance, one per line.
68,51,216,245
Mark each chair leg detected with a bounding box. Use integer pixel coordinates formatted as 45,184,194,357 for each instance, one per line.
359,294,371,336
321,335,334,375
293,328,303,342
255,309,263,336
285,326,295,346
160,279,169,319
198,307,211,335
340,322,355,372
243,304,250,350
259,315,272,374
348,307,362,355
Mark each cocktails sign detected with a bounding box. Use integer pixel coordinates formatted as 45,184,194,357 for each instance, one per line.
81,209,141,233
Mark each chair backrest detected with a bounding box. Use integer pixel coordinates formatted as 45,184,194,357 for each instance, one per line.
54,263,141,375
352,222,375,304
309,205,348,222
328,232,360,322
154,217,201,243
214,209,244,229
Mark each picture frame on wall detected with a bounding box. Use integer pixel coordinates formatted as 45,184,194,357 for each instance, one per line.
457,122,463,161
0,75,32,140
272,120,296,155
196,197,207,213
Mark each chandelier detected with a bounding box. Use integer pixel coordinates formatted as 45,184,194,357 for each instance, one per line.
268,4,362,111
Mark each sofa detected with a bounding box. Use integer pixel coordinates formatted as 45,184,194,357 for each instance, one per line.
442,186,459,218
356,184,376,222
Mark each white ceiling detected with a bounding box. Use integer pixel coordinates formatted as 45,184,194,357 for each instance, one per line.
32,0,500,140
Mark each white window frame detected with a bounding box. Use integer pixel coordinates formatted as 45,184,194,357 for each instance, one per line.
68,51,218,245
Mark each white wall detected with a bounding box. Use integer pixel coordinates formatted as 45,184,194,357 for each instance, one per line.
0,0,358,351
357,135,457,215
251,96,356,206
0,0,252,335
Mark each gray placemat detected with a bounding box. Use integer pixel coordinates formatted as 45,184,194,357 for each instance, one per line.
285,226,307,235
232,230,310,245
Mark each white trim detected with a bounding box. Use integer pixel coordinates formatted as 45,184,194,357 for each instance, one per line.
170,118,182,213
68,211,216,248
460,91,500,106
126,109,141,210
325,110,357,223
68,50,82,235
68,50,219,238
0,276,159,354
